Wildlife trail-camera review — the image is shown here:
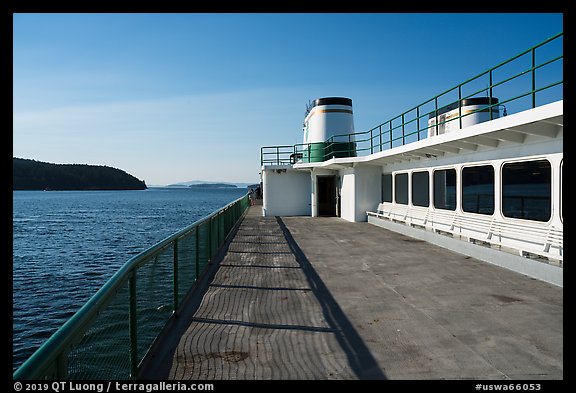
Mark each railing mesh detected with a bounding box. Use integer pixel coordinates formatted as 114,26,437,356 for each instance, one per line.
67,281,131,379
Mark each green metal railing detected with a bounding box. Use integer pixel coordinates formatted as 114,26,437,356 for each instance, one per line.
261,32,563,166
13,193,250,380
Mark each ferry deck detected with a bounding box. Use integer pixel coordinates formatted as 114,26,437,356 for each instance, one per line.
139,205,562,379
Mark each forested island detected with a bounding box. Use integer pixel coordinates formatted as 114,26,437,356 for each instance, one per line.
13,158,147,190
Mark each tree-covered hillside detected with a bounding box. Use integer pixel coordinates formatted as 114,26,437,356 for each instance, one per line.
13,158,147,190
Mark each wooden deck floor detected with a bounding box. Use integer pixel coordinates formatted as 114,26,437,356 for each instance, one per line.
140,206,563,380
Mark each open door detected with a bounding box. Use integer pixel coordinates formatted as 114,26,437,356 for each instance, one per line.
317,176,337,217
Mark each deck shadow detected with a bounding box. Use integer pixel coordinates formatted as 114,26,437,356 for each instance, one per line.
138,212,386,380
275,216,386,380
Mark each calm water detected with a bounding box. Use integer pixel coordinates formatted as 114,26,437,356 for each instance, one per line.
12,187,247,372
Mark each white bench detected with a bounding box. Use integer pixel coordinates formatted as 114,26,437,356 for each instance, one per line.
367,203,563,263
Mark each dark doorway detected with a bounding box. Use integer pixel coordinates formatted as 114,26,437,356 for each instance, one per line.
318,176,337,216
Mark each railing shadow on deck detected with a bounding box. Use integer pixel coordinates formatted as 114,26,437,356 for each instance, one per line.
138,213,386,380
276,217,386,380
136,214,250,379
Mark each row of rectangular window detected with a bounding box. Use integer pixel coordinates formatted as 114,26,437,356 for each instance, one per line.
382,159,553,222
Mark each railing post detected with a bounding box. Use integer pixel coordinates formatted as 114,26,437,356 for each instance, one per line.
416,107,420,140
173,239,179,312
195,227,200,280
219,211,223,244
219,211,224,245
129,272,138,379
401,113,405,146
370,128,373,154
208,217,212,262
347,134,350,158
379,125,382,151
531,48,536,108
458,85,463,128
216,213,220,247
489,69,494,120
228,207,232,233
389,120,393,149
434,97,439,137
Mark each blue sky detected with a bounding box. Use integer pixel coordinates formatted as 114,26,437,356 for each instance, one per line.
13,13,563,186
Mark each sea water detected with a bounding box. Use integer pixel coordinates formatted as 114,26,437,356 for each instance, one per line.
12,187,246,372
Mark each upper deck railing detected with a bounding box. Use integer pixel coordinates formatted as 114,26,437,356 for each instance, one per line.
13,194,250,380
261,32,563,166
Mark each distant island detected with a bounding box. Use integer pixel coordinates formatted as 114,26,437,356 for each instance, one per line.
13,158,147,191
188,183,238,189
165,180,254,188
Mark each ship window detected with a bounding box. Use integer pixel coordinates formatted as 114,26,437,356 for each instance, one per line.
502,160,551,222
395,173,408,205
382,174,392,202
412,171,429,207
462,165,494,215
433,169,456,210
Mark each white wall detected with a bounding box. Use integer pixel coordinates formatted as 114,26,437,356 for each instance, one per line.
353,165,382,222
262,168,311,216
340,168,355,222
262,164,381,221
338,165,381,222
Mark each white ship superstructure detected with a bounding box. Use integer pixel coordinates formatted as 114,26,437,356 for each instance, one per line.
260,33,563,286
